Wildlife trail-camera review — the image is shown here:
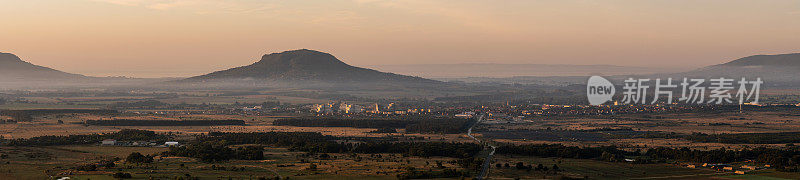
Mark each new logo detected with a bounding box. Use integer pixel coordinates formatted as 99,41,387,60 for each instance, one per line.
587,76,615,105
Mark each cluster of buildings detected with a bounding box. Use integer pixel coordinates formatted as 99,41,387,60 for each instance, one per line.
311,102,433,115
515,104,717,116
100,139,179,147
313,102,366,114
241,105,263,111
455,111,476,118
685,163,770,175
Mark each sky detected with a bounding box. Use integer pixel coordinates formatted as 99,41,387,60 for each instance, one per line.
1,0,799,78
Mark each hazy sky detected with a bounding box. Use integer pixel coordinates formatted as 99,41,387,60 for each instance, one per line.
1,0,799,78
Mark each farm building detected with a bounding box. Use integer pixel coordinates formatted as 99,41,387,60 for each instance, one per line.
101,139,116,146
741,165,757,170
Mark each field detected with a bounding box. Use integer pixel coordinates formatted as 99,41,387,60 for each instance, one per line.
477,110,800,149
8,144,780,180
2,93,800,179
488,155,719,179
0,145,465,180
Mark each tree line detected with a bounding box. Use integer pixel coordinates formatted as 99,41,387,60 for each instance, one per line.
0,109,118,122
645,146,800,171
498,143,800,172
162,140,264,162
161,132,482,162
497,144,628,161
684,132,800,144
273,117,476,134
3,129,168,146
598,129,800,145
86,119,246,126
203,132,481,158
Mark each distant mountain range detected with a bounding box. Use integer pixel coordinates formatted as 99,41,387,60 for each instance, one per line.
180,49,442,88
3,50,800,88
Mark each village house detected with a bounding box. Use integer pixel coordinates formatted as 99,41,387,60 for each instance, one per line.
165,141,179,147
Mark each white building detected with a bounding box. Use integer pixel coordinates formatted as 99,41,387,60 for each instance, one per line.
101,139,117,146
455,112,476,118
165,141,180,147
242,106,262,111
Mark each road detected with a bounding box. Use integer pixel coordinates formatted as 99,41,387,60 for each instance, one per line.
467,114,497,180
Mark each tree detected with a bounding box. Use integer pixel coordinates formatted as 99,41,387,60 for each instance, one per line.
75,164,97,171
126,152,153,164
319,153,331,159
112,172,132,179
515,162,525,170
100,160,115,168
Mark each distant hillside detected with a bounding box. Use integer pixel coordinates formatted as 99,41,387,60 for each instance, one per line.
0,52,86,81
720,53,800,67
431,53,800,87
678,53,800,85
0,52,177,89
182,49,442,87
369,63,687,78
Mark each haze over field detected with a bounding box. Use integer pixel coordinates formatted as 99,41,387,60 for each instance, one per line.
369,64,691,78
1,0,800,78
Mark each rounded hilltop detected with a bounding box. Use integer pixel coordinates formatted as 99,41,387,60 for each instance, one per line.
183,49,441,85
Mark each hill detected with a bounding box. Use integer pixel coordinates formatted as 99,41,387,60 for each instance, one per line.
0,52,86,82
679,53,800,86
181,49,442,88
0,52,177,89
720,53,800,67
